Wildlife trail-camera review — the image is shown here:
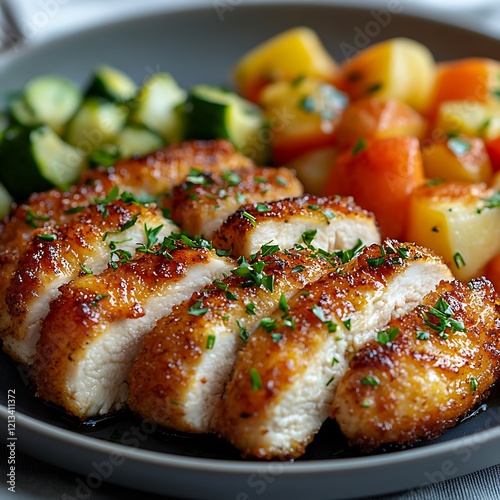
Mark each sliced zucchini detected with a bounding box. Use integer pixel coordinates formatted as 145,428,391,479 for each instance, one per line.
65,98,128,151
9,97,38,127
0,182,13,218
116,124,164,158
183,85,270,164
86,65,137,103
0,125,86,201
22,76,82,135
131,73,186,143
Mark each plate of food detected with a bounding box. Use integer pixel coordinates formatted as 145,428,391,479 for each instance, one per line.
0,2,499,499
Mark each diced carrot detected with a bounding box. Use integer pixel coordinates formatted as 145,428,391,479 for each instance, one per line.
322,136,424,239
426,58,500,120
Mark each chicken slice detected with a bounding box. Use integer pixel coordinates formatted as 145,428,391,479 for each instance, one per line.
3,200,176,365
127,248,336,433
169,167,303,238
214,241,453,459
32,243,235,418
0,140,250,332
331,277,500,452
84,139,254,199
212,194,380,258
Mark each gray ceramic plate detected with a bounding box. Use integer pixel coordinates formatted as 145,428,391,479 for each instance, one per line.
0,2,499,499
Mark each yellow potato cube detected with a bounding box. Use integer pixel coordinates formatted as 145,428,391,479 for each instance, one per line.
422,136,493,183
337,38,436,113
234,27,338,103
406,181,500,280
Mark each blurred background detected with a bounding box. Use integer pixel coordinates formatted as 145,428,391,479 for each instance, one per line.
1,0,499,55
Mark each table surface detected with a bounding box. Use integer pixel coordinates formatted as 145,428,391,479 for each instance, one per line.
1,1,499,498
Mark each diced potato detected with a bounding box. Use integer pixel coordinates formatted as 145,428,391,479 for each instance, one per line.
422,136,492,183
260,77,348,164
287,147,336,195
336,38,435,113
234,27,338,103
426,58,500,120
406,181,500,280
323,136,424,239
433,101,500,140
335,97,426,150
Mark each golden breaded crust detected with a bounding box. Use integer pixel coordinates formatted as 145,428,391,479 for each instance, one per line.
332,278,500,452
32,246,223,416
169,167,303,237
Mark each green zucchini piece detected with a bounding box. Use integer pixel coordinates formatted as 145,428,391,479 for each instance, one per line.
23,76,82,135
183,85,270,164
65,98,128,151
117,124,164,158
86,65,137,103
9,97,38,127
0,182,13,218
0,125,86,201
131,73,186,143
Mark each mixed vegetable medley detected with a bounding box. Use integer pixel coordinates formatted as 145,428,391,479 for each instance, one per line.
1,27,500,287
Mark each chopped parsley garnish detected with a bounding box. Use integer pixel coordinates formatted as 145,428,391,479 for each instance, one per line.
416,331,430,340
470,375,478,392
481,191,500,210
361,376,380,387
213,279,228,292
232,258,274,292
250,368,263,390
236,193,247,204
188,299,209,316
352,138,367,155
343,319,352,331
279,293,289,314
256,203,271,213
326,375,335,387
259,317,277,332
225,291,238,301
79,263,93,275
216,248,232,257
254,176,268,184
64,205,86,214
37,233,57,242
242,211,257,227
136,224,163,253
426,178,445,187
275,175,288,186
221,170,241,186
453,252,466,269
25,210,50,228
331,356,339,366
291,265,306,273
422,296,466,339
237,320,249,342
312,305,337,333
90,294,109,307
245,302,256,315
259,243,280,257
271,333,283,343
206,334,216,350
109,248,133,269
334,239,365,264
308,204,321,211
301,229,317,247
322,209,335,220
185,169,209,185
377,327,400,345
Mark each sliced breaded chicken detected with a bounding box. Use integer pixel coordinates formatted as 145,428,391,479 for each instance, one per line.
214,241,453,459
127,248,336,433
332,277,500,452
84,139,254,199
3,201,176,365
169,167,303,238
212,194,380,258
32,243,235,418
0,139,250,335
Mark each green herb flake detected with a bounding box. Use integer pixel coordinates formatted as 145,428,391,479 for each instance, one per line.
256,203,271,213
366,82,382,93
275,175,288,186
312,304,327,323
221,170,242,187
422,296,466,339
64,205,86,215
225,291,238,301
250,368,263,390
213,279,229,292
245,302,256,315
254,176,268,184
90,294,109,307
416,330,430,340
361,376,380,387
291,265,306,273
37,233,57,242
482,191,500,209
470,375,478,392
271,333,283,343
302,229,317,247
25,209,50,228
206,334,216,350
322,209,335,220
453,252,466,269
326,375,335,387
216,248,232,257
237,320,249,342
308,204,321,211
352,138,367,155
426,178,445,187
343,319,352,331
259,317,277,333
242,211,257,227
376,327,400,345
79,263,93,275
188,300,209,316
259,243,280,257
